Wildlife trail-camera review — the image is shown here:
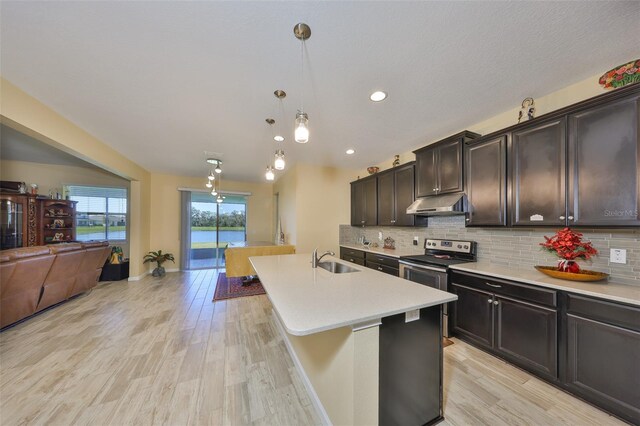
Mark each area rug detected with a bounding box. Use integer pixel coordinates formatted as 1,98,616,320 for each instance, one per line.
213,272,266,301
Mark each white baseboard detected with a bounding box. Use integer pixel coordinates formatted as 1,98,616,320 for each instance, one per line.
271,310,332,426
128,268,180,281
128,270,150,281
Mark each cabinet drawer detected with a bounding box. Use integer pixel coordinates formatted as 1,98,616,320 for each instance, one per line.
450,271,557,308
365,253,399,269
340,247,365,260
341,255,365,266
567,294,640,332
366,261,399,276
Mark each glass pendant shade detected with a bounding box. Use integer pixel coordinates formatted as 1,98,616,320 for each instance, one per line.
205,181,213,188
294,112,309,143
214,166,222,174
274,150,286,170
207,172,215,181
211,189,217,196
216,195,223,203
265,166,275,181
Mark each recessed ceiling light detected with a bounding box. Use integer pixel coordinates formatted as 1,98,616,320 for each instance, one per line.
370,91,387,102
346,149,355,155
274,135,285,142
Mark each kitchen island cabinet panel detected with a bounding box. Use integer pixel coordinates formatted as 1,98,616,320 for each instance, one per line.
568,93,640,226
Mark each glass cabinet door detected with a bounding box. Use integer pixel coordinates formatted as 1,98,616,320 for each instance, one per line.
1,199,24,249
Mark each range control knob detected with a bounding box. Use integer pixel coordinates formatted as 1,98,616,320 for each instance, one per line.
457,244,462,249
464,245,469,249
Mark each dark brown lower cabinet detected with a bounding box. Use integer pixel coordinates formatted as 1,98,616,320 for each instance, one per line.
365,253,399,276
451,271,640,423
449,283,493,348
563,294,640,424
450,276,558,381
495,295,557,378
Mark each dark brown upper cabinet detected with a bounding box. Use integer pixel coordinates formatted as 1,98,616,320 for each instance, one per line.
465,135,507,226
568,93,640,226
350,176,377,226
377,163,418,226
510,117,567,226
414,131,480,197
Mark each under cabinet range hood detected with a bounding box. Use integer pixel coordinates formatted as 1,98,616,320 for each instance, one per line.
406,193,467,216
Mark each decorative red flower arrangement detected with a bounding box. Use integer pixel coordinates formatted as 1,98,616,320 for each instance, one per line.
540,228,598,273
599,59,640,89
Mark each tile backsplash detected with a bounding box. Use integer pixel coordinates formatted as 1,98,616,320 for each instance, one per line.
340,216,640,286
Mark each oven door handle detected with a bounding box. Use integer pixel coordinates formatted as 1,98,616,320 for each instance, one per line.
398,260,447,273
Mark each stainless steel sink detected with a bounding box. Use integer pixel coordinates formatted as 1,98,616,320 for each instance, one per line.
317,261,360,274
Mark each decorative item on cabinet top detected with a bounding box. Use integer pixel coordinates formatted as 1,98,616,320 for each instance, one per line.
367,166,380,175
599,59,640,90
517,97,535,123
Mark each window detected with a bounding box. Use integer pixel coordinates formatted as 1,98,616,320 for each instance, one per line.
66,185,128,242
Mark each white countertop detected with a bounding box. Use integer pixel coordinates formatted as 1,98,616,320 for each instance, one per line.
450,262,640,307
340,244,424,258
250,254,457,336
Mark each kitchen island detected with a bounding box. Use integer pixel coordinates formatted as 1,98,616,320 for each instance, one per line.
250,253,456,426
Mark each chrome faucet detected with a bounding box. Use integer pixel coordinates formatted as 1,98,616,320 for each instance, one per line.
312,248,335,268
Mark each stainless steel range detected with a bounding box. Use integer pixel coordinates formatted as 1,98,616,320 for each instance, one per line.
399,238,477,337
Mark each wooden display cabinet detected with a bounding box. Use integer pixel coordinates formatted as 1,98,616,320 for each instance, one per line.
39,199,77,245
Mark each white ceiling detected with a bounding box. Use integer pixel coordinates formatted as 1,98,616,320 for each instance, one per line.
1,1,638,182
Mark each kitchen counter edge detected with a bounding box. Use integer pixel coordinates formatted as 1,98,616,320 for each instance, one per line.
449,262,640,307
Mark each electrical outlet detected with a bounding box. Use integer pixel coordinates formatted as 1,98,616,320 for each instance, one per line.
413,236,419,246
610,248,627,264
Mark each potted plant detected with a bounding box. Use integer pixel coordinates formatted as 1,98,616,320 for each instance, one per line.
539,228,597,273
143,250,175,277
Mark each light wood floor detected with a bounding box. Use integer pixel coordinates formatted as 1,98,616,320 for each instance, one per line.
0,270,625,426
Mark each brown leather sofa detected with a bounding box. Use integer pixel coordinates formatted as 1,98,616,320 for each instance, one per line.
0,241,110,329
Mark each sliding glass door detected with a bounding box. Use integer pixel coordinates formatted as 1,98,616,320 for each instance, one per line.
184,192,246,269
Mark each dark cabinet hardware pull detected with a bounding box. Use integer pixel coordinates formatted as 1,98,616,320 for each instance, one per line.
485,282,502,288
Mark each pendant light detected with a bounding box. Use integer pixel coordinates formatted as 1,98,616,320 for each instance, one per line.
265,166,275,181
293,23,311,143
274,90,287,142
274,150,286,170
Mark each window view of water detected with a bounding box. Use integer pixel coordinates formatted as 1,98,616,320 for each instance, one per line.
188,197,246,269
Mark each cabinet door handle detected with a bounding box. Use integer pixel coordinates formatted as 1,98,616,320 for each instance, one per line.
568,215,574,221
559,216,566,220
487,298,493,304
493,300,499,305
361,220,365,224
349,258,354,262
377,267,383,271
485,282,502,288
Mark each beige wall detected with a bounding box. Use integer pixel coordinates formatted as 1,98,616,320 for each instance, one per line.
0,159,130,196
363,72,608,175
273,164,354,255
149,173,274,268
273,167,298,246
1,77,151,277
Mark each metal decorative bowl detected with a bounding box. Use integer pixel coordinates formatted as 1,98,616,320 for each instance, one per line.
367,166,380,175
534,266,609,282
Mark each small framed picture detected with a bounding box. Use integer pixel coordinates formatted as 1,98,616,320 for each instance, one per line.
53,219,65,228
53,232,64,242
